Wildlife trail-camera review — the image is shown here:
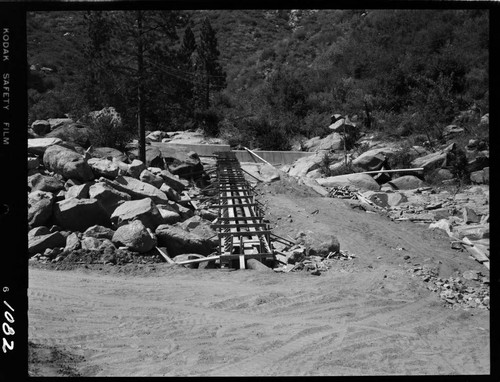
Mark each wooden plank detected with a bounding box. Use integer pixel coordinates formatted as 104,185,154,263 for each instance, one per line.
216,216,265,221
270,233,296,245
175,255,221,265
211,223,268,229
240,167,264,182
217,230,272,237
221,253,274,261
155,246,175,264
243,146,275,167
218,195,254,200
211,203,259,208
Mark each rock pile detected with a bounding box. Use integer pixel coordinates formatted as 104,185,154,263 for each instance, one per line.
409,265,489,310
27,135,218,264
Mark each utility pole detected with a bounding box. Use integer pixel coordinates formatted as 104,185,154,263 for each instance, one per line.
137,10,146,164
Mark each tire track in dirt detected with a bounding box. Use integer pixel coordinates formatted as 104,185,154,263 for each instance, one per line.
29,252,490,377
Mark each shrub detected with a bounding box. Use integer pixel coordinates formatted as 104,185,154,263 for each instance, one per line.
86,107,132,150
388,148,414,169
195,107,221,137
446,147,470,186
300,111,331,138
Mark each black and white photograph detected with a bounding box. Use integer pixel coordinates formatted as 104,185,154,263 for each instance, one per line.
0,2,494,377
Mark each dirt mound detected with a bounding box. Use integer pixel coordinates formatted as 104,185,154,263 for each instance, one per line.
255,174,318,198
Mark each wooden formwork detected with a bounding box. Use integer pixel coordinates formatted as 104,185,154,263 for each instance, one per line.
207,151,274,269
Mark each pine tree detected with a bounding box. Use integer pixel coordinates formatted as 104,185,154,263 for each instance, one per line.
181,25,196,61
196,17,226,110
82,10,188,159
83,11,114,110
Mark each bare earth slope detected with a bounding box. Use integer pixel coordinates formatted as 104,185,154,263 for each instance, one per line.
28,181,489,376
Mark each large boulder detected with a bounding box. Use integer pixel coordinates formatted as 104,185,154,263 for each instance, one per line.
88,147,128,163
158,170,188,192
165,201,194,220
168,151,204,179
47,118,74,130
159,184,180,202
303,133,343,152
65,182,92,199
361,191,407,208
88,182,131,216
43,144,94,182
155,224,216,257
110,197,163,230
470,168,489,184
28,173,64,193
53,197,110,232
288,152,326,178
259,164,281,183
100,176,170,205
388,175,425,190
45,122,91,148
112,158,130,176
28,137,63,156
128,145,164,168
139,169,164,188
156,204,182,225
112,220,155,253
28,191,55,227
87,158,119,179
64,232,81,252
411,145,454,173
83,225,115,240
80,236,103,251
352,148,391,172
31,120,51,136
466,154,489,173
28,231,66,256
297,232,340,258
128,159,147,179
316,173,380,191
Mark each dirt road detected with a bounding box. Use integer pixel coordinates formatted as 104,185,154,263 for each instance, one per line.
28,181,490,376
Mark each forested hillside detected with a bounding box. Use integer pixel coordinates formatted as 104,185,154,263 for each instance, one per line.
27,9,489,150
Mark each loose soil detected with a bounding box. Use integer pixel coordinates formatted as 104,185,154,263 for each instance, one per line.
28,176,490,376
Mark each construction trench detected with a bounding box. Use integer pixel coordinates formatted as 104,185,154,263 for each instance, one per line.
179,150,308,270
201,151,275,269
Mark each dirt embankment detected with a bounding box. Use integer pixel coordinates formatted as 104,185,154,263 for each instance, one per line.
28,178,490,376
